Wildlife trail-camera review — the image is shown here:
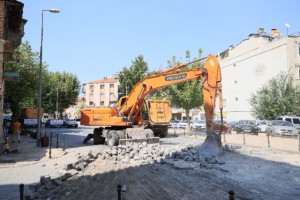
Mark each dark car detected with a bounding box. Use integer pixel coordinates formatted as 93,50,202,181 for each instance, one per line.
236,120,259,135
63,119,78,128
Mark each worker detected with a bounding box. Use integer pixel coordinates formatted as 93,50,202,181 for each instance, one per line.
12,119,21,143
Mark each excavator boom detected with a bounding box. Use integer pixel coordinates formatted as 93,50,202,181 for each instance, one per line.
81,54,224,155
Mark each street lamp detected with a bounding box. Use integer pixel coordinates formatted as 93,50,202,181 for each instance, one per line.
56,86,58,119
37,9,60,147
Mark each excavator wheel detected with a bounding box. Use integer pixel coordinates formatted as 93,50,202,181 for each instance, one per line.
107,130,119,147
159,126,168,138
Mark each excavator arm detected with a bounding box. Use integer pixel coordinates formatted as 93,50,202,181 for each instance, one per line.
118,55,223,130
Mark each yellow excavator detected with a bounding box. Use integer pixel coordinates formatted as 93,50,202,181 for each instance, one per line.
81,54,224,156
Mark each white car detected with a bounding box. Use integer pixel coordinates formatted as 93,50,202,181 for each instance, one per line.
178,120,188,129
169,120,180,129
257,120,269,133
191,120,206,130
266,120,298,137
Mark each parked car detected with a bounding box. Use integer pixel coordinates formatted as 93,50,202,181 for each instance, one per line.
191,120,206,131
276,116,300,131
236,120,259,135
257,120,269,133
266,120,298,137
178,120,189,129
214,120,232,133
63,119,78,128
169,120,180,129
45,119,64,128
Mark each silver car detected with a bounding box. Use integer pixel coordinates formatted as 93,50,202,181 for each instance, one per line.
191,120,206,131
266,120,298,136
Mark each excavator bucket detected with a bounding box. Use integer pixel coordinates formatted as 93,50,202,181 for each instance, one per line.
197,54,224,156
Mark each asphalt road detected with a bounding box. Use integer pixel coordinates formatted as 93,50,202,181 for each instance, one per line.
1,125,299,200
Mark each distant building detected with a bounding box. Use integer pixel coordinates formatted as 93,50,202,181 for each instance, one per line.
219,28,300,121
65,96,85,119
82,76,119,107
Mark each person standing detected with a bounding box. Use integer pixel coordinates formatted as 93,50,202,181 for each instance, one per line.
12,119,21,143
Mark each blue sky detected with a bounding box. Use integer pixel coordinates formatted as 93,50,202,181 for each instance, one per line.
20,0,299,88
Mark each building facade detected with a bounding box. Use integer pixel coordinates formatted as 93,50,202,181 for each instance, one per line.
219,28,300,121
82,76,119,107
0,0,26,153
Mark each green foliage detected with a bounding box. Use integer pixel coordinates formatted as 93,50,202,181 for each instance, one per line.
166,52,204,111
249,72,300,120
43,71,80,115
4,41,40,119
118,55,149,96
4,41,80,119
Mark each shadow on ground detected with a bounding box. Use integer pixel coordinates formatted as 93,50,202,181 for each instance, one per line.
23,145,300,200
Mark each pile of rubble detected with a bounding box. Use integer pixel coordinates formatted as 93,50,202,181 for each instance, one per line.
99,142,170,164
27,142,232,199
97,142,230,166
27,151,101,199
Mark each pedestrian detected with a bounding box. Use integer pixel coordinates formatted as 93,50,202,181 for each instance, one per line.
12,119,21,143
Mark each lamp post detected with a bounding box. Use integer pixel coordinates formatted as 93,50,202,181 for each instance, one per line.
56,86,58,119
37,9,60,147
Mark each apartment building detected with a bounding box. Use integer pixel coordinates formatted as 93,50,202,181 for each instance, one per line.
82,76,119,107
219,28,300,121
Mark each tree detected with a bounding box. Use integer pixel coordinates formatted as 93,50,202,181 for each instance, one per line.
42,71,81,117
4,41,81,120
118,55,149,96
249,72,300,120
4,41,41,121
166,51,204,131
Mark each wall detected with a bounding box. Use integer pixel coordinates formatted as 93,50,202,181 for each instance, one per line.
220,34,300,121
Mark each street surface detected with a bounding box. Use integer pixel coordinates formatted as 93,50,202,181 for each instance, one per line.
0,125,300,199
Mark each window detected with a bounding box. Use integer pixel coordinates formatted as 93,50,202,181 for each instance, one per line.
90,93,94,97
235,97,238,101
297,66,300,79
89,85,94,90
298,43,300,55
89,101,94,106
100,85,104,89
285,118,292,123
293,118,300,125
110,84,114,88
100,101,104,106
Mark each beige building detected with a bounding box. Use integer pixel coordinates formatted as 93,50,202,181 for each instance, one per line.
219,28,300,121
82,76,119,107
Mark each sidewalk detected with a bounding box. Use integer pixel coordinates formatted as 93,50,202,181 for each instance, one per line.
0,134,103,200
0,134,65,165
